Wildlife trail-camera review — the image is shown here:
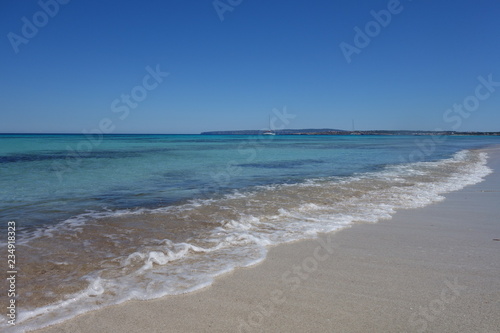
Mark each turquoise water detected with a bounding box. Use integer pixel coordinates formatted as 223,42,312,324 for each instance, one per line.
1,134,498,228
0,134,499,331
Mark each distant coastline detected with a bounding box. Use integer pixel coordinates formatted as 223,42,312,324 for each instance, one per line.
200,129,500,136
0,130,499,136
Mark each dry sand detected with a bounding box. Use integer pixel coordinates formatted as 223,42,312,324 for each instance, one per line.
36,147,500,333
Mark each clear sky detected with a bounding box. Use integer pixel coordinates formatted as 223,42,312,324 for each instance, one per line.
1,0,499,133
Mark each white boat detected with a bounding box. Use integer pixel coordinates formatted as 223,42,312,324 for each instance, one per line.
263,115,276,135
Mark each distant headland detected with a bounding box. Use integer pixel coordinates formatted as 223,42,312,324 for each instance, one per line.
200,129,500,136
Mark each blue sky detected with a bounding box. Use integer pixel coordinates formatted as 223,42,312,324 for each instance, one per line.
1,0,499,133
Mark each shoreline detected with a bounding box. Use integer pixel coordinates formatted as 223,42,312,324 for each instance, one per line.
32,146,500,333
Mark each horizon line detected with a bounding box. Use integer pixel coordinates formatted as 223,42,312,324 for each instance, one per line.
1,129,500,135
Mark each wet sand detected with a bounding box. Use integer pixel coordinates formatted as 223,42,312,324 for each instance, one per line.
35,147,500,333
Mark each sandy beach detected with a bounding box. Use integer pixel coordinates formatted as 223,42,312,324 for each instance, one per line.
34,147,500,333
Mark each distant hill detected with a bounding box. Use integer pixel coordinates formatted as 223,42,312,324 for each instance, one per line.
200,128,346,135
200,129,500,136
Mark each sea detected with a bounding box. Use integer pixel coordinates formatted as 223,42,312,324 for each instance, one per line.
1,133,499,331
